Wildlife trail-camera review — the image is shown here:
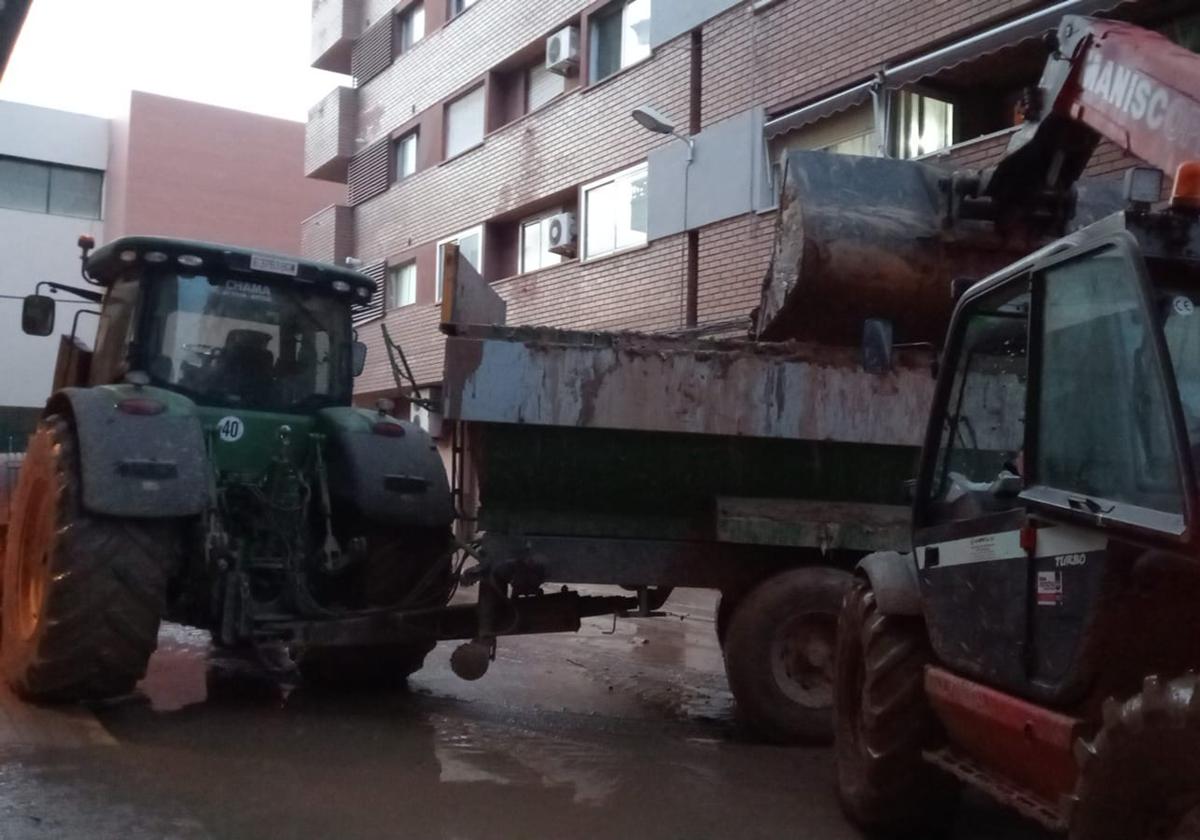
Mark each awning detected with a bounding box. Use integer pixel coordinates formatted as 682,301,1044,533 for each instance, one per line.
764,0,1132,139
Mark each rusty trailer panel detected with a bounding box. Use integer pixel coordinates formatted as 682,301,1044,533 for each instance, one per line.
715,498,910,553
442,324,935,448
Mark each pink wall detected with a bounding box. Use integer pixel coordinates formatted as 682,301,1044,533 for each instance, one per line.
113,91,344,256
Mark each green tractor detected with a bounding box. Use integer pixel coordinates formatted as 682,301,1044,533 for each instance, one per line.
4,235,456,700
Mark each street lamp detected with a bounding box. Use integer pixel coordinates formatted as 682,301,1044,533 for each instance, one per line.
631,105,693,162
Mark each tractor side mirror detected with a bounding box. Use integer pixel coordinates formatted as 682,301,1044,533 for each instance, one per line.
22,295,56,336
351,341,367,377
862,318,894,374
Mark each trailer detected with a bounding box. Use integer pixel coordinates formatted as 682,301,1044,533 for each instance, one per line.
432,250,938,743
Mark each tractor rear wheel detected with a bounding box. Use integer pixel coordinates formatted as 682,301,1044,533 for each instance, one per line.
298,528,453,689
1068,673,1200,840
722,566,852,744
2,415,171,702
834,577,958,837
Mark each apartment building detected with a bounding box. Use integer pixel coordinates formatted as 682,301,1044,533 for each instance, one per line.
303,0,1200,424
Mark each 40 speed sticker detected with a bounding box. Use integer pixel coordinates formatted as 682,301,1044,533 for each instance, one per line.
217,416,244,443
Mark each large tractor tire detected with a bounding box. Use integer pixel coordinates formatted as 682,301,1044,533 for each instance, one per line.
835,577,958,837
722,566,852,744
1068,673,1200,840
298,528,452,690
2,415,171,702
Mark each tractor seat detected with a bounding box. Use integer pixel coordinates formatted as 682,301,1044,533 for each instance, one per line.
219,330,275,402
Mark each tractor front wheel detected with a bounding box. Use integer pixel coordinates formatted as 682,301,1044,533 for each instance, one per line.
834,577,958,836
2,415,171,702
1068,673,1200,840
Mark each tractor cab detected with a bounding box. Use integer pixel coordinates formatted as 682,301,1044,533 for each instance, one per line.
21,236,373,408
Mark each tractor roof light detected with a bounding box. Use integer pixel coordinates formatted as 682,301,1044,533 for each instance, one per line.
119,249,138,263
1170,161,1200,211
144,251,169,264
178,254,203,268
332,280,351,293
1124,167,1163,207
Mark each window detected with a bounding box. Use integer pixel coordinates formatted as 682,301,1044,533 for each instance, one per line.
520,213,564,274
448,0,477,18
526,62,564,113
590,0,651,83
1036,247,1183,514
396,3,425,52
436,225,483,302
393,131,418,181
0,155,103,219
927,282,1029,520
582,163,647,260
894,91,954,159
387,262,417,309
445,85,485,158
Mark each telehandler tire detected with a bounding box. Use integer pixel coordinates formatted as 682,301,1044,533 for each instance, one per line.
834,577,958,837
2,415,171,702
722,566,852,744
1068,673,1200,840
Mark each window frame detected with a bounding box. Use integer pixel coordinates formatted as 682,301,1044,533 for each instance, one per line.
395,2,425,54
588,0,651,84
444,84,487,160
519,209,565,275
435,224,485,303
447,0,478,20
892,88,956,160
393,130,419,183
386,260,418,310
579,162,648,263
0,154,103,220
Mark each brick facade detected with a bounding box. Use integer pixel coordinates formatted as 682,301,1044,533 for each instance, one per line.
306,0,1167,399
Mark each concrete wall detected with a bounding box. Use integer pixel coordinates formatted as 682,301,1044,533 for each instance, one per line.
114,92,344,256
0,101,106,412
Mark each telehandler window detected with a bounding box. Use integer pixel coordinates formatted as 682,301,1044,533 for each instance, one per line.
1035,247,1183,515
927,282,1029,522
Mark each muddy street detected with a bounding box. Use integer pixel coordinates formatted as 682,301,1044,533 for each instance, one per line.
0,589,1042,840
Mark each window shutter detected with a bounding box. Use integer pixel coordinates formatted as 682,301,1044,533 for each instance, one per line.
347,139,390,205
446,86,485,158
527,63,564,112
351,16,394,84
352,261,386,326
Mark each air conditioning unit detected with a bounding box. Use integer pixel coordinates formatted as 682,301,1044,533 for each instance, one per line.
545,26,580,76
544,211,578,257
411,404,444,438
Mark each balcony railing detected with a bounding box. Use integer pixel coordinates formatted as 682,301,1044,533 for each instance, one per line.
305,86,357,182
311,0,360,72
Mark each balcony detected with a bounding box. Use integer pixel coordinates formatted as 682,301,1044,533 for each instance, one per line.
311,0,360,73
305,86,357,182
300,204,354,266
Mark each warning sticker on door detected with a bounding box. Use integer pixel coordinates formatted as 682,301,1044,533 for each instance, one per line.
1036,571,1064,606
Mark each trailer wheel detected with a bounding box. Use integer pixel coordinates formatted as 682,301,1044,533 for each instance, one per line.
1068,673,1200,840
834,577,957,836
722,566,852,744
2,415,171,702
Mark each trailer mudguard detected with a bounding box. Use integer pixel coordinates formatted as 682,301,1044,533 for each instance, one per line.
318,407,454,529
857,550,922,616
45,386,209,518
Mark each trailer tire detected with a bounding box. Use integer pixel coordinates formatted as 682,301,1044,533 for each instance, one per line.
723,566,852,744
2,415,171,702
835,577,957,836
1068,673,1200,840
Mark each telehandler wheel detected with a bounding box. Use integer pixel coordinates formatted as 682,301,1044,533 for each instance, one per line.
834,577,958,837
722,566,852,744
1068,673,1200,840
2,415,171,702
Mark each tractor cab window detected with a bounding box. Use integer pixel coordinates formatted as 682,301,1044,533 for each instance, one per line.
90,274,141,385
925,282,1029,523
1035,247,1184,515
143,272,351,411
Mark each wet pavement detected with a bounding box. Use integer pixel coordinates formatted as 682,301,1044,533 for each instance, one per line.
0,589,1047,840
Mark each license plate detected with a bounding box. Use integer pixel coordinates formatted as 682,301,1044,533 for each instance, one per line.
250,253,299,276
